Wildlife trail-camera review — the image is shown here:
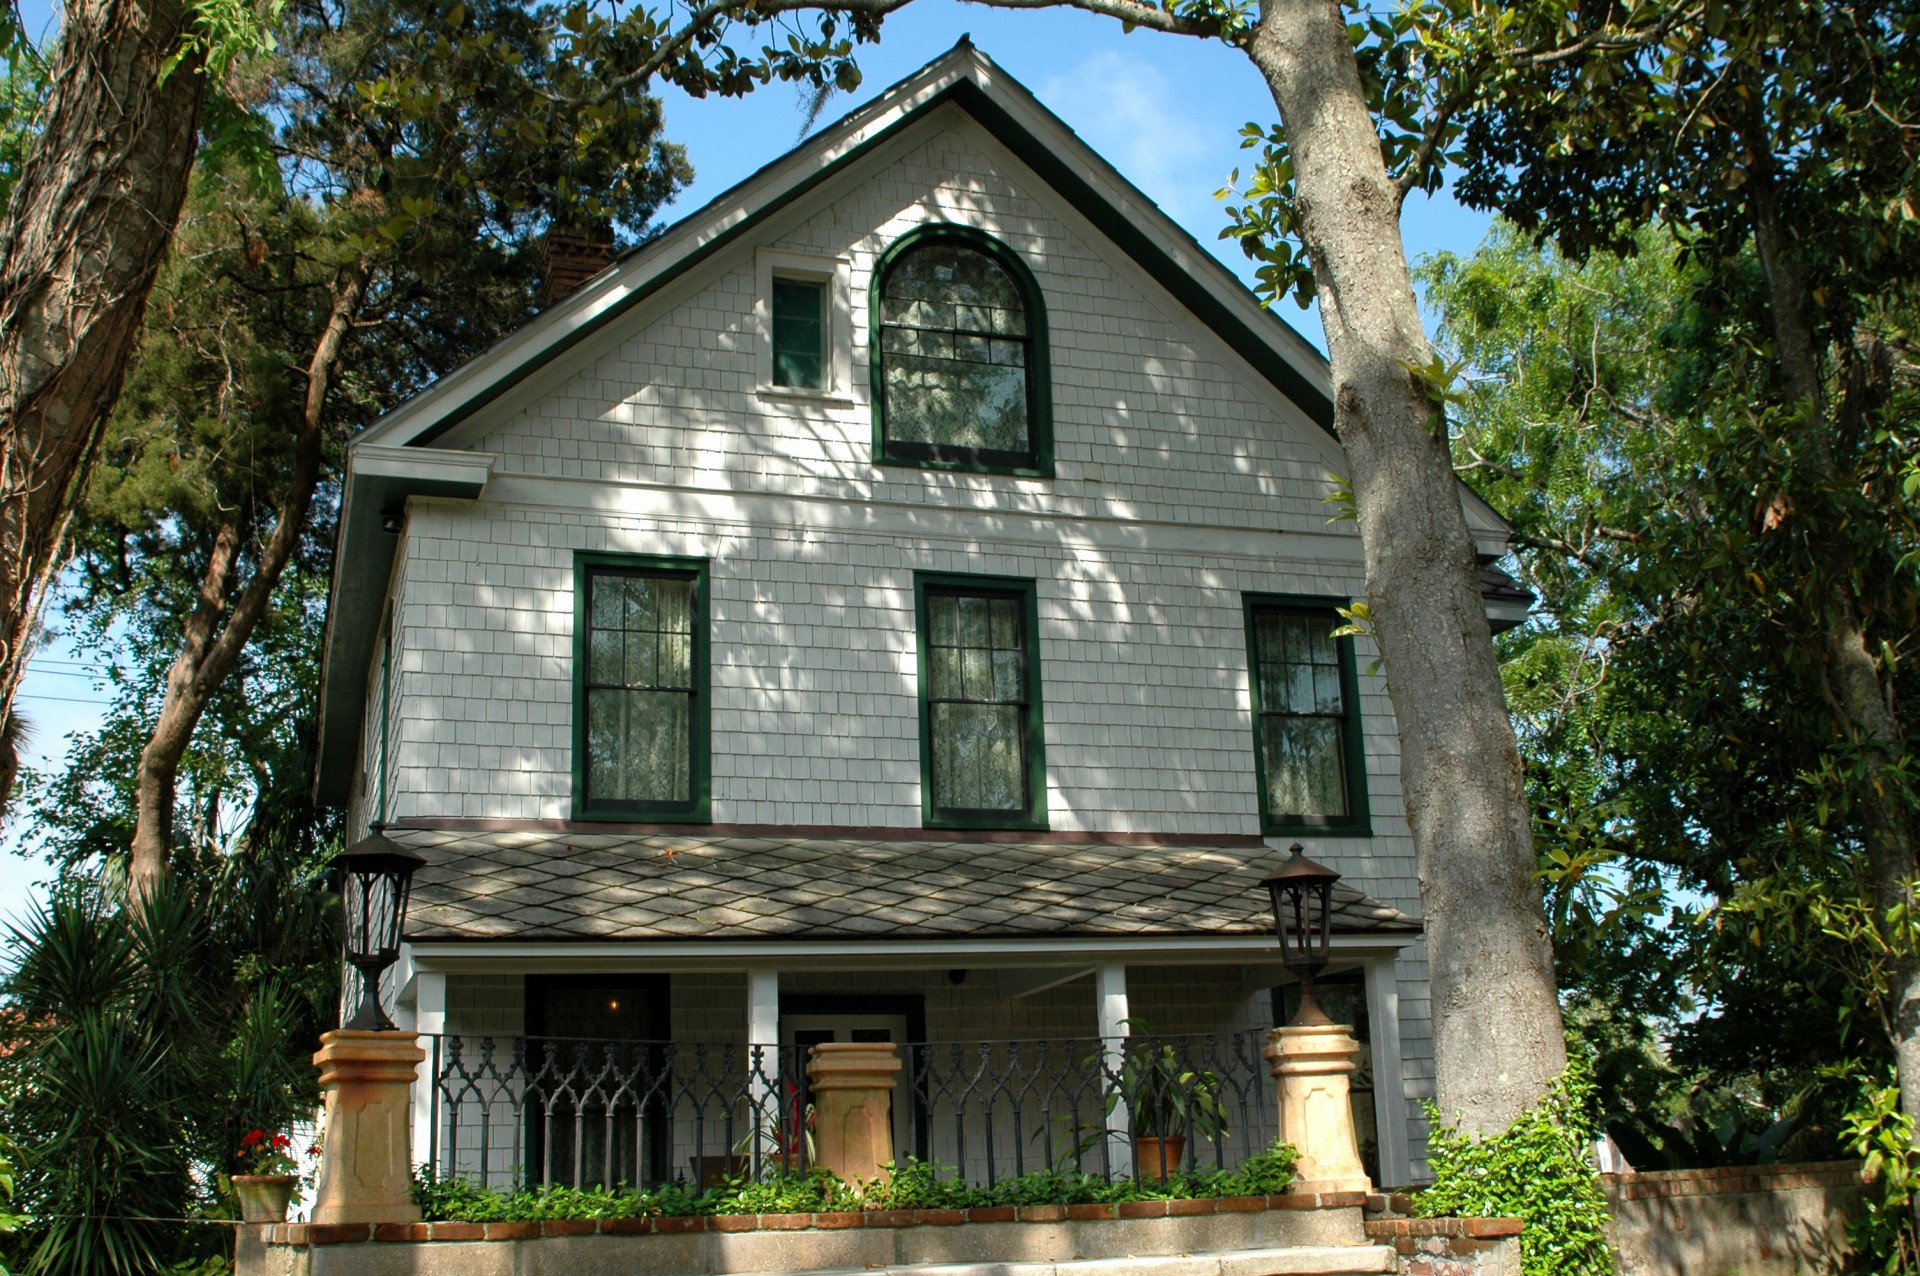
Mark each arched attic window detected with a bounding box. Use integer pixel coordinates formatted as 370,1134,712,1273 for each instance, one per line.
872,226,1052,477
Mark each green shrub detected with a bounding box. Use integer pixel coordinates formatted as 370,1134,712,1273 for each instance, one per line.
1417,1052,1615,1276
1840,1067,1920,1274
412,1140,1297,1222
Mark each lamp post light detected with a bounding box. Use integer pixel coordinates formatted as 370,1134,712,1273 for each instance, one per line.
1256,843,1372,1195
333,824,425,1033
1260,843,1340,1027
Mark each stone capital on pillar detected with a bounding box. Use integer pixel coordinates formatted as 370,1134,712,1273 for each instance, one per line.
311,1029,427,1225
1265,1022,1373,1196
805,1042,901,1186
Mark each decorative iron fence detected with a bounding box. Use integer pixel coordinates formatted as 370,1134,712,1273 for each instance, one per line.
425,1030,1277,1193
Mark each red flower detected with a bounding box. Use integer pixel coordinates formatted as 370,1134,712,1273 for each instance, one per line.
240,1129,265,1148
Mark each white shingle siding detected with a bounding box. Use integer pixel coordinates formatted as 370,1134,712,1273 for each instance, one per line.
382,103,1438,1179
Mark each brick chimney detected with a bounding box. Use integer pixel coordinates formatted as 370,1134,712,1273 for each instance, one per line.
540,223,615,307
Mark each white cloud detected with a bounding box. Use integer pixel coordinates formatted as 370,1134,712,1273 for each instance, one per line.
1038,48,1240,245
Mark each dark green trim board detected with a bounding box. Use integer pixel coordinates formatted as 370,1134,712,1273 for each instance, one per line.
869,224,1054,478
913,572,1049,831
571,553,712,823
1242,593,1372,838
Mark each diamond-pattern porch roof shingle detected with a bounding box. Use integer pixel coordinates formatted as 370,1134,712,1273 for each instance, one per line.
392,828,1421,944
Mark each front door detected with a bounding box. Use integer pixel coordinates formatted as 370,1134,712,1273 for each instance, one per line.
783,1014,915,1165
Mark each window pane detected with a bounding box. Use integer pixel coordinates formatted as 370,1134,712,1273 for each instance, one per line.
1261,717,1347,818
624,630,657,687
929,594,958,645
991,649,1023,700
1312,662,1345,714
885,357,1029,452
588,688,692,803
931,702,1024,811
956,595,989,647
589,629,624,683
960,646,991,700
590,576,626,630
772,278,825,390
930,647,963,700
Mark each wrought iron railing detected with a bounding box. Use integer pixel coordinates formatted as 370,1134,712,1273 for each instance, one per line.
424,1030,1277,1192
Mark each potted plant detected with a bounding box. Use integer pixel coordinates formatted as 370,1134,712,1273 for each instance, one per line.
232,1129,302,1223
1115,1033,1228,1182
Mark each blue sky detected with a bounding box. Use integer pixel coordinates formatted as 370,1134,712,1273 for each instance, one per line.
0,1,1494,923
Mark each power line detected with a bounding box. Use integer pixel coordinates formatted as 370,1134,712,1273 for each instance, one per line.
16,693,111,706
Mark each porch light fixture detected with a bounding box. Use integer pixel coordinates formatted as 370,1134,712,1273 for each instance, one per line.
333,824,426,1032
1261,843,1340,1026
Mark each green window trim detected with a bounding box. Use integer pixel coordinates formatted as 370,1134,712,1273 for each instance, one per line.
571,552,712,823
1242,593,1371,838
871,224,1054,479
914,572,1049,831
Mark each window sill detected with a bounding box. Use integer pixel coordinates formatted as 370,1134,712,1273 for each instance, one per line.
1262,821,1373,839
756,385,856,408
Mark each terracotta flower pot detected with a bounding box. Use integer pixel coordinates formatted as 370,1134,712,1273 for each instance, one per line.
233,1174,299,1223
1135,1135,1187,1183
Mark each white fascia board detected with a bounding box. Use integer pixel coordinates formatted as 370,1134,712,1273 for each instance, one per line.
350,443,497,491
405,931,1418,975
1459,484,1515,558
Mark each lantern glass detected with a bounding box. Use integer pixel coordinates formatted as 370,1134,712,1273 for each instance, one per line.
1259,844,1341,1025
333,831,425,1032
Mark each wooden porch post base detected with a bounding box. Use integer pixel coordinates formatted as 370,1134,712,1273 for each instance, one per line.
311,1029,427,1224
1264,1024,1373,1196
806,1042,902,1185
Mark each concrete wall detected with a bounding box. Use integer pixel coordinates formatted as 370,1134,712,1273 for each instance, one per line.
1604,1162,1862,1276
239,1196,1375,1276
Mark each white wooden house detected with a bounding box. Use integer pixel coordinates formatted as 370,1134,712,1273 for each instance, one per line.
314,41,1528,1193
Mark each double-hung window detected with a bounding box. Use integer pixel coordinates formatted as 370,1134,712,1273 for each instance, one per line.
1244,596,1369,835
573,554,710,822
915,574,1047,829
873,226,1052,477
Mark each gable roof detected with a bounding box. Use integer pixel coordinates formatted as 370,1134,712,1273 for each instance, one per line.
352,39,1334,455
315,40,1517,804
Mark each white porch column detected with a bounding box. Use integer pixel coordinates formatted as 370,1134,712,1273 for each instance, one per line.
409,970,447,1172
1094,963,1131,1174
1364,955,1412,1188
747,967,781,1166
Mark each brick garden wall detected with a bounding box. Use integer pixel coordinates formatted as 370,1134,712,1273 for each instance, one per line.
1603,1161,1863,1276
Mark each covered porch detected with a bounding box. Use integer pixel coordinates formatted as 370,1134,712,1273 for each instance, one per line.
385,826,1423,1189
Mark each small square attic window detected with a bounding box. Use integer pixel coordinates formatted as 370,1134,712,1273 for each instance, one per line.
756,249,851,400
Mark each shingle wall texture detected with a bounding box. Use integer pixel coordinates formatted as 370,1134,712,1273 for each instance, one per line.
376,108,1433,1175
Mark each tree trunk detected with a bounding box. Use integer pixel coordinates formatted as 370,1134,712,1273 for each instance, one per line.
0,0,205,783
1248,0,1566,1134
126,266,365,906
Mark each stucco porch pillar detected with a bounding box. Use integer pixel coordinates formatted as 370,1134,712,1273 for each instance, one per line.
806,1041,901,1185
1265,1021,1373,1196
310,1029,427,1224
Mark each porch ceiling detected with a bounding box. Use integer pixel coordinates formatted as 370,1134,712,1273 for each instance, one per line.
391,828,1420,944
